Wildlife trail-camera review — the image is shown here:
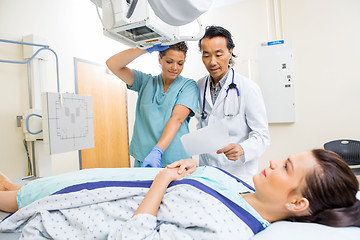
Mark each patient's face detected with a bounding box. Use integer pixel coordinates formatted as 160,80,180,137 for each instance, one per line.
253,151,317,205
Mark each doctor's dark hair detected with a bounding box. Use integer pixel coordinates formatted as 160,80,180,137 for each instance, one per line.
198,25,237,66
287,149,360,227
159,41,188,58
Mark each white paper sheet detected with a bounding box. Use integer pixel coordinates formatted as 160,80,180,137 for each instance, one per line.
181,121,230,156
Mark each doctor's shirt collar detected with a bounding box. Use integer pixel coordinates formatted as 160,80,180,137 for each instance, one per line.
210,67,231,104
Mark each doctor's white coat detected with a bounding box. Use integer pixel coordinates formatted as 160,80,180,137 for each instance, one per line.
196,70,270,186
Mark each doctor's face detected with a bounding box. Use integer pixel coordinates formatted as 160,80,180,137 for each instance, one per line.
253,151,317,206
200,36,233,84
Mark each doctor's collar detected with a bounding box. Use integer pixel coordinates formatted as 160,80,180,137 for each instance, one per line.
210,67,231,87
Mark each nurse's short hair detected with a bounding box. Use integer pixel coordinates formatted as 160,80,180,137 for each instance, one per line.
159,41,188,58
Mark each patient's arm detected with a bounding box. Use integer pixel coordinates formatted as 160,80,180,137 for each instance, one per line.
0,171,22,191
0,190,18,212
133,167,189,217
0,172,22,212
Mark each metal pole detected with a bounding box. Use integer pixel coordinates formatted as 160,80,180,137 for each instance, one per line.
27,60,37,177
27,62,33,109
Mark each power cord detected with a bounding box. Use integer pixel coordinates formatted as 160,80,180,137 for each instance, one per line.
23,139,32,176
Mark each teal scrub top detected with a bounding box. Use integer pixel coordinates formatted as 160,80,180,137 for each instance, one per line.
128,70,199,167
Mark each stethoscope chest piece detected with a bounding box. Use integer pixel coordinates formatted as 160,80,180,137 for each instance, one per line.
201,111,208,119
228,83,237,89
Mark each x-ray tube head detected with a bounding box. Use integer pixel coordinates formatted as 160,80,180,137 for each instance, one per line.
96,0,208,48
117,26,162,42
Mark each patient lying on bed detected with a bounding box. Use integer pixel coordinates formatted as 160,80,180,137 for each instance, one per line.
0,149,359,239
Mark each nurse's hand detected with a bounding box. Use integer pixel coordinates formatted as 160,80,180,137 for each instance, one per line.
216,143,244,161
141,146,164,168
146,44,169,53
166,158,197,175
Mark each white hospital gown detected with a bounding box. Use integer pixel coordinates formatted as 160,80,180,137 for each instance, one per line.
0,167,269,239
110,185,256,239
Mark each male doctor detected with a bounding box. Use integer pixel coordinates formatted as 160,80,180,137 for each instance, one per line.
196,25,270,185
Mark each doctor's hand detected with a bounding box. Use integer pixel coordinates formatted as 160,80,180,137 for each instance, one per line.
166,158,197,176
217,143,244,161
141,146,164,168
146,44,169,53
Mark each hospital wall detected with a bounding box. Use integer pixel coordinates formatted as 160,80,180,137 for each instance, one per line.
197,0,360,170
0,0,359,180
1,0,127,179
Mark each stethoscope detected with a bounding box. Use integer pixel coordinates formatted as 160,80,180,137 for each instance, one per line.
201,68,240,119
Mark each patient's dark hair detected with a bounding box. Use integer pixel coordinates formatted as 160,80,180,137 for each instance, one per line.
288,149,360,227
159,41,188,58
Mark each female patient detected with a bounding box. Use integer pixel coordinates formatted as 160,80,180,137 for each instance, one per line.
0,149,359,239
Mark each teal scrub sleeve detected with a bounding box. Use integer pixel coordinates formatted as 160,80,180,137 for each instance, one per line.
175,79,199,117
127,69,153,92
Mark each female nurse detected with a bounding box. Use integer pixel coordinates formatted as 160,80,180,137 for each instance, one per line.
106,42,199,168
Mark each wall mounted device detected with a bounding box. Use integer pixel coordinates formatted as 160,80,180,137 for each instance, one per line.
42,92,95,155
258,40,295,123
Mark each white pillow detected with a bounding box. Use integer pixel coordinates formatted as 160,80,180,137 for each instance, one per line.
252,221,360,240
252,191,360,240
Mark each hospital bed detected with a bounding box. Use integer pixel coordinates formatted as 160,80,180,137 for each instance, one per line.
1,176,360,240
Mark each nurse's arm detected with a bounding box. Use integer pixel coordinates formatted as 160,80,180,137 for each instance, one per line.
105,48,147,87
156,104,191,151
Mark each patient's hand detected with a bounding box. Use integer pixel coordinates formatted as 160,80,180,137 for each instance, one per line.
166,159,197,176
155,167,189,184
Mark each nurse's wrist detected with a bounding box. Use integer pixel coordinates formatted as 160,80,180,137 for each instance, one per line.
154,145,164,156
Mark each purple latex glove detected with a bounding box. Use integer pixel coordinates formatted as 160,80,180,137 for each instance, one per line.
146,44,169,53
141,146,164,168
